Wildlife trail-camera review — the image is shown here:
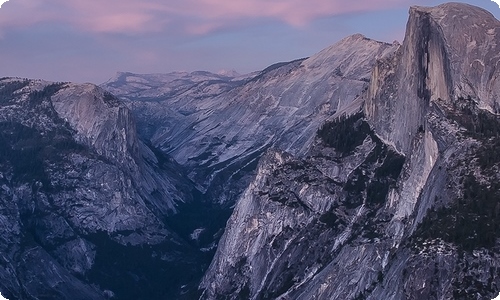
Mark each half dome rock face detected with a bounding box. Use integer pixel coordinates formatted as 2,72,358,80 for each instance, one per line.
414,3,500,112
200,3,500,299
365,2,500,154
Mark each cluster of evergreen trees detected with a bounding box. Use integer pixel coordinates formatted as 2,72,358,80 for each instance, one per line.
366,148,405,205
28,83,66,105
0,80,30,103
451,96,500,139
415,175,500,251
0,122,49,186
0,82,82,190
415,96,500,251
317,112,371,155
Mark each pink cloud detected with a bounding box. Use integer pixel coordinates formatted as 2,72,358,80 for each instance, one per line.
0,0,424,35
176,0,414,28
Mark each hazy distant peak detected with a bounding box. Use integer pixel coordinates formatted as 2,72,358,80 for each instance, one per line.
341,33,369,42
217,69,241,77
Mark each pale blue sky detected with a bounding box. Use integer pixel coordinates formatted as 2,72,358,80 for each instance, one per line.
0,0,498,84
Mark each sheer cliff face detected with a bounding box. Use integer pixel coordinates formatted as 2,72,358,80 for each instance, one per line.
0,79,199,299
201,3,500,300
365,3,500,154
103,35,398,203
425,3,500,113
51,84,140,165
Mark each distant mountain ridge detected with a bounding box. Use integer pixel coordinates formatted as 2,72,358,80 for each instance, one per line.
102,33,397,205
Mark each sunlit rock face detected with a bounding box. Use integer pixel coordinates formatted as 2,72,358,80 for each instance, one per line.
102,35,398,204
200,3,500,299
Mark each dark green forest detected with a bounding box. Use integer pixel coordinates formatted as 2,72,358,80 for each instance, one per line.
414,97,500,251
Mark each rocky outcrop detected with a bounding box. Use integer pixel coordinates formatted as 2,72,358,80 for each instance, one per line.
0,79,201,299
200,3,500,299
51,83,140,165
200,114,410,299
51,83,193,217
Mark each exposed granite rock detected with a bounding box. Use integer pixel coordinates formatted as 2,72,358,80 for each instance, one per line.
0,33,399,300
365,2,500,154
200,3,500,299
200,115,408,299
101,35,399,277
0,79,201,299
102,35,398,205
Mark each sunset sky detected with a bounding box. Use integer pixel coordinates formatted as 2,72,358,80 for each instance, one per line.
0,0,499,84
